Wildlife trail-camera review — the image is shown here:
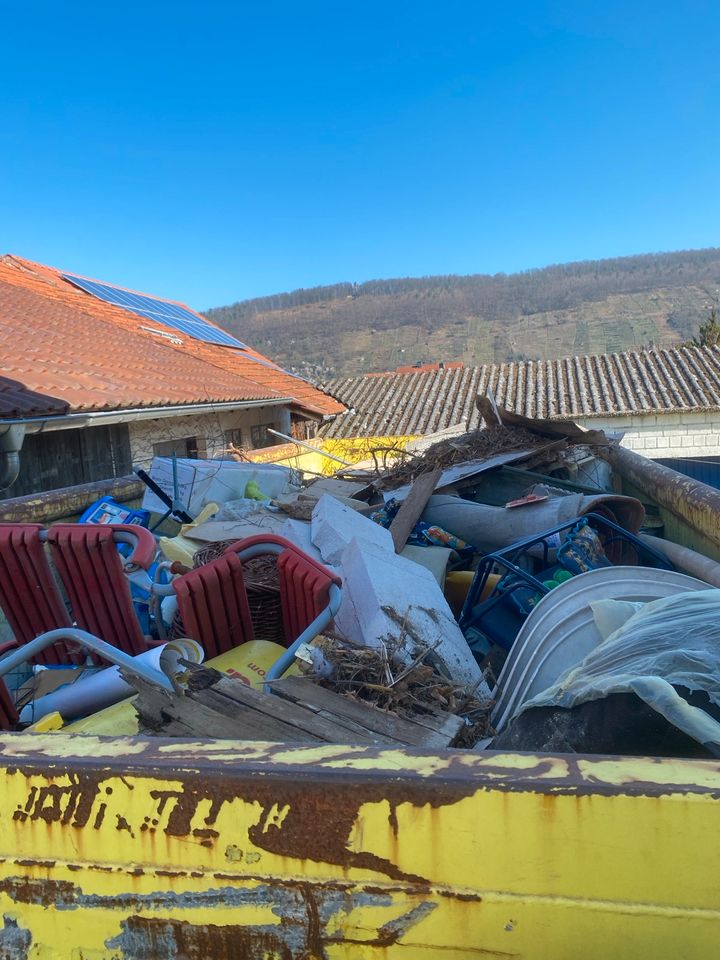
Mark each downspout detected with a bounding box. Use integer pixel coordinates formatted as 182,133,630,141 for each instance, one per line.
0,424,25,492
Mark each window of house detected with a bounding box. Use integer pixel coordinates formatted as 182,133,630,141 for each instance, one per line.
152,436,207,459
224,428,244,450
250,423,276,449
291,416,319,441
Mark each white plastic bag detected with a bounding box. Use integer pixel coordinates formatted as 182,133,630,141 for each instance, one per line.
521,590,720,751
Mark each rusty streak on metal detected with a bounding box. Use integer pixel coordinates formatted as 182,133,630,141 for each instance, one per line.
5,736,720,799
603,444,720,549
0,915,31,960
0,875,445,959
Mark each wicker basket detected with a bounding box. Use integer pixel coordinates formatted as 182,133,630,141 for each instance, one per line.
169,541,286,646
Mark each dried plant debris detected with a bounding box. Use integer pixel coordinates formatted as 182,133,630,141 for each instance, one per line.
377,424,551,490
310,634,495,747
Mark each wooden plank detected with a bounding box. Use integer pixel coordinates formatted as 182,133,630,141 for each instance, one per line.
389,467,443,552
185,686,327,742
188,670,393,744
393,707,465,742
187,668,451,746
269,676,460,748
128,667,463,747
187,681,375,744
130,673,321,742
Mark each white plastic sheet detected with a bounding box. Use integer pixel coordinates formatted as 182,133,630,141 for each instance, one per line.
521,591,720,750
142,458,300,515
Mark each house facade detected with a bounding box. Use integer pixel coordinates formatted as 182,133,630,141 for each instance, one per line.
0,255,344,499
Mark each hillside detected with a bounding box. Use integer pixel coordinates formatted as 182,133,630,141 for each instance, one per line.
206,249,720,379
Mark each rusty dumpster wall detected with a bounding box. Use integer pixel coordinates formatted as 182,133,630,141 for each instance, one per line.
0,735,717,959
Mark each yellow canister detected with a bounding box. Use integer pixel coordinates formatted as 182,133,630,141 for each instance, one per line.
444,571,501,617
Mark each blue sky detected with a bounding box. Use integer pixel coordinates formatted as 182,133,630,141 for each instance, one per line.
1,1,718,310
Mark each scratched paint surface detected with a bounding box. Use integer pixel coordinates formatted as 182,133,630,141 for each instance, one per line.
0,734,717,958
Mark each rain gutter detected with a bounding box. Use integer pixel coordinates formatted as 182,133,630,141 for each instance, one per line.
0,397,295,435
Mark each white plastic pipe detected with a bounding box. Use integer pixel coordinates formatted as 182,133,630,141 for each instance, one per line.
18,638,204,724
638,534,720,588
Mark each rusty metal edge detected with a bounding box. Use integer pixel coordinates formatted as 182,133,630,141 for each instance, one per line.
0,475,143,523
601,445,720,549
3,736,720,799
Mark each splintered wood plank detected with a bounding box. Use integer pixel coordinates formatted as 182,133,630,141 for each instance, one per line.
188,678,377,744
129,673,322,743
393,707,465,742
389,467,443,552
127,666,463,746
269,676,461,748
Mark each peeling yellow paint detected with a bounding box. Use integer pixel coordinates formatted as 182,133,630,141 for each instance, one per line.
0,736,716,957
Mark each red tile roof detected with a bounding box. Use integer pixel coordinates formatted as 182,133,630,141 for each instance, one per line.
0,256,344,419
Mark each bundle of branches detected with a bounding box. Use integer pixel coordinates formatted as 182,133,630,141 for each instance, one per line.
377,423,549,491
311,635,494,746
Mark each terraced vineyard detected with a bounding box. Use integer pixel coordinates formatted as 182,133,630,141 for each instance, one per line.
207,250,720,378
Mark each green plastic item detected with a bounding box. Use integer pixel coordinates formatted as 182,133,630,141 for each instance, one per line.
244,480,269,501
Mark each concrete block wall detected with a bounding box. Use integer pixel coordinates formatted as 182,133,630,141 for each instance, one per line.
576,411,720,459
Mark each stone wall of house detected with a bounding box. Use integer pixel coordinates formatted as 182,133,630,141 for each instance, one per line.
574,411,720,459
128,404,293,468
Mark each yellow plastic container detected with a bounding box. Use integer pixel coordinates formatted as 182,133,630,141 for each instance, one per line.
444,571,500,617
158,502,221,566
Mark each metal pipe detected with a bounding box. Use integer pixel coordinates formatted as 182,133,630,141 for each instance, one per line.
0,452,19,492
265,428,351,465
0,628,174,690
0,424,25,492
264,583,343,691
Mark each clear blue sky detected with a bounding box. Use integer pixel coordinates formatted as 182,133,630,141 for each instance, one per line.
1,1,718,311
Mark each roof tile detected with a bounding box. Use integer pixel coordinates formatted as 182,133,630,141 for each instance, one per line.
0,256,343,419
319,345,720,438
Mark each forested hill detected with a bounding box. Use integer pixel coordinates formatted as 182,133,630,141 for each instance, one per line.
206,248,720,379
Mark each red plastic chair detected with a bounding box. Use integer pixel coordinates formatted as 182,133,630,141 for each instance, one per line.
46,523,156,657
172,534,342,663
0,523,75,665
0,521,157,730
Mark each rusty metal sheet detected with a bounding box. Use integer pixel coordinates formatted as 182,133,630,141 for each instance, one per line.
605,444,720,550
0,735,716,956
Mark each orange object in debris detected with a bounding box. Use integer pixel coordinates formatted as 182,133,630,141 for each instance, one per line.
505,493,550,509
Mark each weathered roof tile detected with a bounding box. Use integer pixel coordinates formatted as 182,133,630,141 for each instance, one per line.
319,345,720,438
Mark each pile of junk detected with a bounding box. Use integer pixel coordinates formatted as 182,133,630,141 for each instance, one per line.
2,393,720,758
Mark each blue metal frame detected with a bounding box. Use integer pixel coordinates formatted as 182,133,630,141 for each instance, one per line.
458,512,673,643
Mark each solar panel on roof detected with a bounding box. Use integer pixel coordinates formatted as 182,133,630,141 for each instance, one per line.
62,274,249,350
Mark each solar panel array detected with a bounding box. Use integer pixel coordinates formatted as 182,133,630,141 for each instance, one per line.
63,274,248,350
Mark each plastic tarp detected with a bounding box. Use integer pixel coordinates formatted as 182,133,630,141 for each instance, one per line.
421,492,644,553
142,458,300,515
520,591,720,752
